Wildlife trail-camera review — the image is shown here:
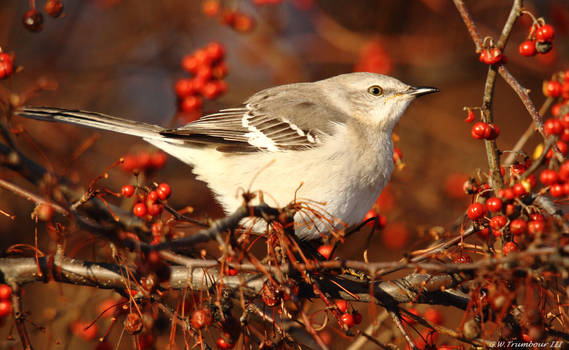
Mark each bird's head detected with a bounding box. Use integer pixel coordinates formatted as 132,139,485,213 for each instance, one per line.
319,72,438,130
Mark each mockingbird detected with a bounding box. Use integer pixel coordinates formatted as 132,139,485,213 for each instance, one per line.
17,72,438,240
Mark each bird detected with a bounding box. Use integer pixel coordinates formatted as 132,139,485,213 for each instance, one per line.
16,72,438,241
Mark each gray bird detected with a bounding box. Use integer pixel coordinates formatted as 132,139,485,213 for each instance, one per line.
17,72,438,240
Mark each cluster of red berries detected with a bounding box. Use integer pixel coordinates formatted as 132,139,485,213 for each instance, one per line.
23,1,64,33
120,151,167,173
471,122,500,140
460,155,565,255
0,50,15,80
175,42,228,122
201,1,255,33
542,72,569,99
334,300,362,328
518,22,555,57
0,284,13,319
539,161,569,197
467,197,548,256
464,109,501,140
479,47,503,65
121,183,171,218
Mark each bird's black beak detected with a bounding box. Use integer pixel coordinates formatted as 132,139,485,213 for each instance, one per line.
407,86,439,97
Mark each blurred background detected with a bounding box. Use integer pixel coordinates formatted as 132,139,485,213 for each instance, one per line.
1,0,569,348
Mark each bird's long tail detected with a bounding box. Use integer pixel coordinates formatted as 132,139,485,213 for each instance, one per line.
16,107,164,139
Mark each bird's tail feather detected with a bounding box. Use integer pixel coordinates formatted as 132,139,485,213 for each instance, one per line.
16,107,164,139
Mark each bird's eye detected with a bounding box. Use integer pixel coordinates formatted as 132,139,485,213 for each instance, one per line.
368,85,383,96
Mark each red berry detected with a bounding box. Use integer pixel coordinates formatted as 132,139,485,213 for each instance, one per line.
232,12,255,32
215,80,228,94
44,0,64,17
340,313,355,327
216,336,234,349
479,48,502,64
518,40,536,57
191,309,212,330
530,213,545,222
512,183,528,197
528,220,546,235
464,110,475,123
196,66,213,81
353,311,362,324
205,42,225,62
180,95,203,113
0,285,12,300
552,103,563,117
550,183,564,197
490,215,507,232
147,191,159,203
147,203,163,216
23,9,43,32
559,161,569,181
201,81,222,99
487,123,500,140
510,218,527,235
364,209,378,227
150,151,167,169
136,151,151,169
317,244,333,259
0,300,13,318
561,128,569,142
35,203,54,222
174,78,196,98
121,185,135,198
527,173,537,188
181,55,199,73
471,122,491,140
476,227,489,239
454,254,473,263
335,300,348,313
151,222,162,236
486,197,503,212
157,183,171,200
505,203,517,216
467,203,486,220
202,0,220,16
212,63,228,79
0,53,14,80
546,141,569,159
536,24,555,42
133,203,147,217
544,118,563,135
540,169,559,185
121,155,139,172
498,188,515,200
563,182,569,195
503,242,517,255
71,320,99,341
561,114,569,129
543,81,562,98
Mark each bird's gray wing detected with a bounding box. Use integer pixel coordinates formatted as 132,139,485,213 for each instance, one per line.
160,82,349,152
